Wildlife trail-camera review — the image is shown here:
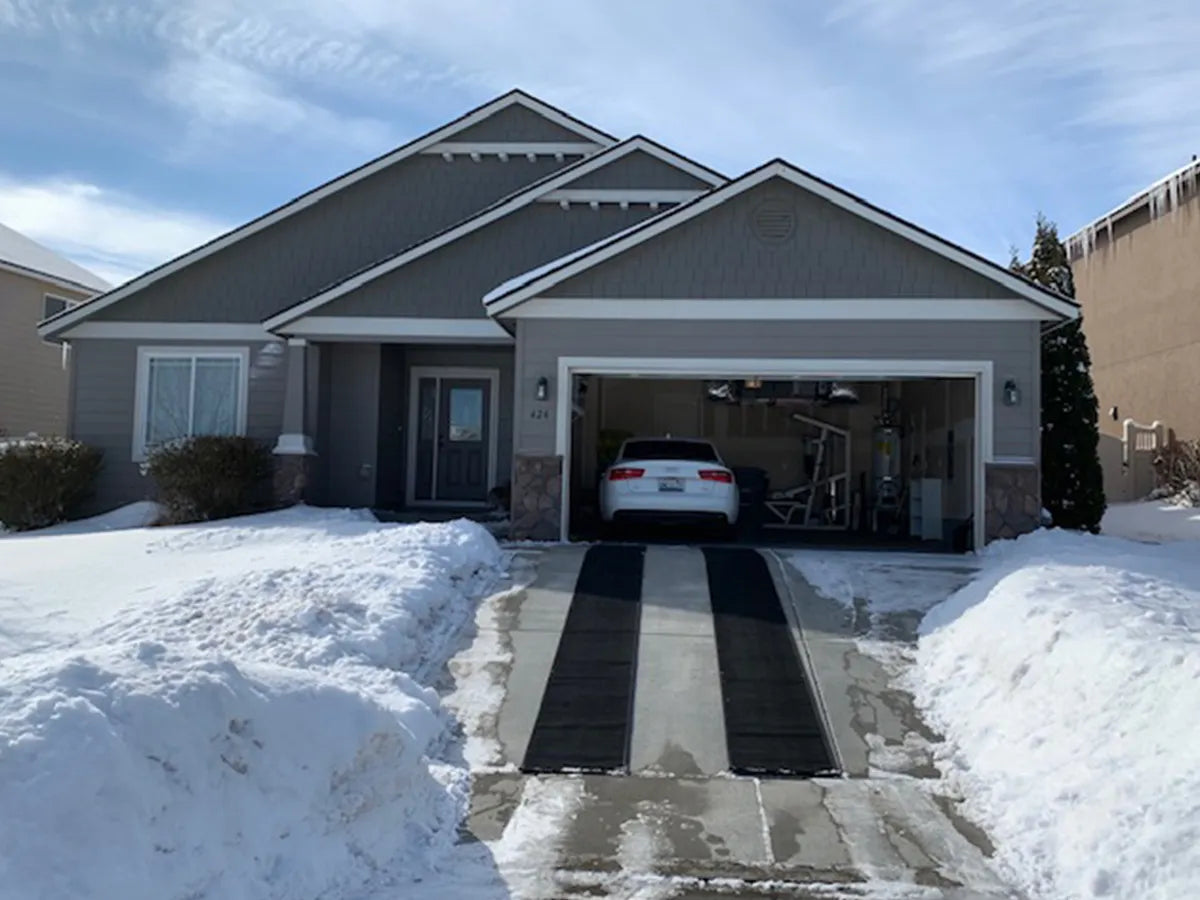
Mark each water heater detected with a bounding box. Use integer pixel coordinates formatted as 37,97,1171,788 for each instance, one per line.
873,425,903,506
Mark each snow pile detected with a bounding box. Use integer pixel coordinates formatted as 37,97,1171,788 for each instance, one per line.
914,530,1200,900
7,499,162,535
1103,499,1200,542
789,551,976,620
0,507,505,900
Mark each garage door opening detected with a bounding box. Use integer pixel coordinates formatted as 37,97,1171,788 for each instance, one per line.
565,372,978,550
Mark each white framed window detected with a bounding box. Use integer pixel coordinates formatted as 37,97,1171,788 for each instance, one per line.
43,294,78,321
132,347,250,461
42,295,79,350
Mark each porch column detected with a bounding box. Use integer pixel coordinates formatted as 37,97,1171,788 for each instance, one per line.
273,338,317,504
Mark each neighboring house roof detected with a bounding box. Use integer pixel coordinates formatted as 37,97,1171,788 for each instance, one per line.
1066,157,1200,257
40,89,616,338
262,136,727,331
484,158,1080,321
0,221,108,294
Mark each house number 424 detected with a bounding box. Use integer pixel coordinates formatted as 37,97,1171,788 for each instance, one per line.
529,409,550,420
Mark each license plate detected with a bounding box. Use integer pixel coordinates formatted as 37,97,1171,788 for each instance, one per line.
658,477,684,492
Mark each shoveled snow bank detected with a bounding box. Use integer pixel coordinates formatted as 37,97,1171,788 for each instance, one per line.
20,500,163,535
914,530,1200,900
0,506,505,900
1102,499,1200,542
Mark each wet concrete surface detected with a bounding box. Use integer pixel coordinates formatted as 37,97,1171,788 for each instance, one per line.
447,545,1015,898
463,771,1017,898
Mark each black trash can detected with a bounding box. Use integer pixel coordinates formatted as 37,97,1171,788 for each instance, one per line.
732,467,768,540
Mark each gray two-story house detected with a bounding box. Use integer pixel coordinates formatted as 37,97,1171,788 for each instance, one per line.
40,90,1076,547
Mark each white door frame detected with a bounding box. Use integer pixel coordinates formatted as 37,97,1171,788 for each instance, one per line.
554,356,994,548
406,366,501,507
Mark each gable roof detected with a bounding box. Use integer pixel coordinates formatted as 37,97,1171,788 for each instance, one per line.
261,136,727,331
39,89,615,338
483,158,1081,321
0,221,108,294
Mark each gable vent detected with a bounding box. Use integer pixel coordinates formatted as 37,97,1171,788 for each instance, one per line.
751,198,796,244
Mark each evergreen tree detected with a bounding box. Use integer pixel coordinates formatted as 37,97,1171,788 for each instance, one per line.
1011,215,1106,532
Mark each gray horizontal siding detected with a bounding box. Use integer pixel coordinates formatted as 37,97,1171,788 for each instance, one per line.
545,178,1020,300
514,319,1040,460
562,150,713,190
452,104,597,143
321,204,659,319
93,155,570,324
70,338,286,513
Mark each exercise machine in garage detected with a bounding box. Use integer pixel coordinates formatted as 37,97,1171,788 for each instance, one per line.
704,379,855,532
763,413,852,530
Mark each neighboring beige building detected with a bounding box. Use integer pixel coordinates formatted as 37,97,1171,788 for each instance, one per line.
1069,158,1200,501
0,222,108,437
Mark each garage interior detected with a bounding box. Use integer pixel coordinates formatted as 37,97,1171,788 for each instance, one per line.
568,374,976,549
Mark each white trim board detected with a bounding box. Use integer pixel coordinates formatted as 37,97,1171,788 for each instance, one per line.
131,346,251,462
552,356,993,551
57,321,274,340
506,297,1053,321
281,316,513,343
423,142,601,158
537,189,705,205
485,160,1080,321
406,366,501,507
38,90,616,339
262,137,727,331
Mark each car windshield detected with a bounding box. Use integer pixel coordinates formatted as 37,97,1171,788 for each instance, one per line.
619,440,720,462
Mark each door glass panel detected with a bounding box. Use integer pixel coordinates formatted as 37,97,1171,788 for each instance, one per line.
448,388,484,442
415,378,437,501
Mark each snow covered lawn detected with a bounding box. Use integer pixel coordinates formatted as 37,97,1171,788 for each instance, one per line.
0,506,506,899
793,533,1200,900
1103,498,1200,542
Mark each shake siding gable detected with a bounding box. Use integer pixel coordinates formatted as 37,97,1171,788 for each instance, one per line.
317,204,663,320
542,179,1021,301
90,155,572,325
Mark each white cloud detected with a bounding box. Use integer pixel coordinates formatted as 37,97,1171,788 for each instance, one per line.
0,175,230,286
153,54,397,156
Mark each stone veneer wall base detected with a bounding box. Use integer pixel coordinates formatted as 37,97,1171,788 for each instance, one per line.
511,454,563,540
273,453,317,506
984,462,1040,542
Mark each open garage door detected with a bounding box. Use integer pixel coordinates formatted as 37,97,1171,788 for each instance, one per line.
556,359,989,550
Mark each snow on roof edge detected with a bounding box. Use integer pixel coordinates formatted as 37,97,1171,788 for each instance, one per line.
481,209,680,307
0,221,109,293
1066,157,1200,246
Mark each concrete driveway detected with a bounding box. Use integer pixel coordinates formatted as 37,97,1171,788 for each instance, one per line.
430,544,1017,899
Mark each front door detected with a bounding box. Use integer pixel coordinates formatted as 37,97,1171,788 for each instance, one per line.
437,378,490,502
410,370,494,505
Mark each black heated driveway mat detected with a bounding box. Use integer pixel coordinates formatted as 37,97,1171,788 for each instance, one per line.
703,547,836,776
522,544,646,773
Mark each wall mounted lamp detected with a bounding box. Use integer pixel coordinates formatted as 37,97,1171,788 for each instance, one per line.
1003,378,1021,407
535,376,549,402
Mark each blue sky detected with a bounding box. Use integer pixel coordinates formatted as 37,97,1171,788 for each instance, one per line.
1,0,1197,286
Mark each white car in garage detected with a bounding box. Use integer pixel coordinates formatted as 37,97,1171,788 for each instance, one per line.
599,437,740,527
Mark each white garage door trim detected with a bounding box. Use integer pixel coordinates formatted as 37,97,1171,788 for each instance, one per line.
554,356,994,549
